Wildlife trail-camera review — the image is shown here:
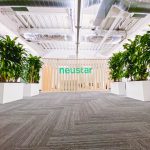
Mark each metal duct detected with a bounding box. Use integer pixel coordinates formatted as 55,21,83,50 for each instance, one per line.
83,0,101,8
94,0,117,26
0,0,73,8
94,0,150,26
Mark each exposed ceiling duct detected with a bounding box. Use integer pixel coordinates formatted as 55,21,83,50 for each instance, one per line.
0,0,149,58
83,0,101,8
0,0,74,8
94,0,117,26
94,0,150,26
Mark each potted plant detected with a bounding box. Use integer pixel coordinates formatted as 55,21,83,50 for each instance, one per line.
124,33,150,101
0,35,27,103
22,54,43,97
108,51,126,95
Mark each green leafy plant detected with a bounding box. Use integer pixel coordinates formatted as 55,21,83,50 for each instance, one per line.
140,32,150,78
123,33,150,81
0,35,27,82
108,51,125,82
23,54,43,83
123,36,139,81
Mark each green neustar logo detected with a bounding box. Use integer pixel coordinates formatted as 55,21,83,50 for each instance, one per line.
59,67,92,74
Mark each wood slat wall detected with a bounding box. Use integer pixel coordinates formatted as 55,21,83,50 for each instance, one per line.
42,59,110,92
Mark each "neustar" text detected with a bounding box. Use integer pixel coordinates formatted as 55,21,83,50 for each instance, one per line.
59,67,92,74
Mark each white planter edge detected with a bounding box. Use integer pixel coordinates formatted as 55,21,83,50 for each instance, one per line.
23,83,39,97
126,80,150,101
111,82,126,95
0,83,23,104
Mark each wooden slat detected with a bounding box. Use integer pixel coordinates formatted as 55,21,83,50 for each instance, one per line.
42,59,110,92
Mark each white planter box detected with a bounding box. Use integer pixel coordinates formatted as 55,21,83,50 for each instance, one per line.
111,82,126,95
0,83,23,104
23,83,39,97
126,81,150,101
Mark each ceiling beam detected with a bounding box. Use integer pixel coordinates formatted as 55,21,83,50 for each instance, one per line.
19,28,126,37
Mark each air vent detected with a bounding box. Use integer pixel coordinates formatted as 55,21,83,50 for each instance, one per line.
132,13,147,18
11,7,28,11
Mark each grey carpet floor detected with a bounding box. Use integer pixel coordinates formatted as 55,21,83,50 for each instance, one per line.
1,92,150,150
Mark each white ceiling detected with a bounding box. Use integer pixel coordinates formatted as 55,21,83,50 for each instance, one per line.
0,0,149,58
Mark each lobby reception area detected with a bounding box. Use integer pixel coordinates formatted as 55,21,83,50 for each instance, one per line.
0,0,150,149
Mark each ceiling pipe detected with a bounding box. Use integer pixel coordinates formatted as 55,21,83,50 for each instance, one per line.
76,0,81,59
